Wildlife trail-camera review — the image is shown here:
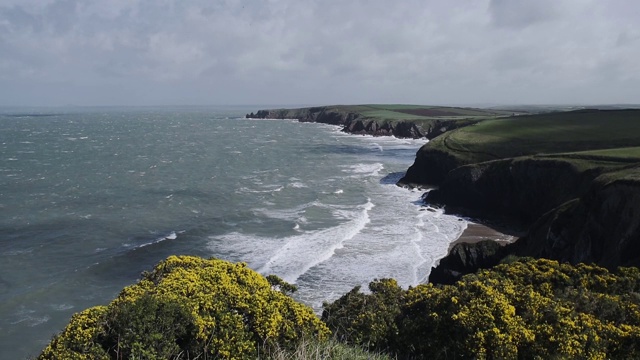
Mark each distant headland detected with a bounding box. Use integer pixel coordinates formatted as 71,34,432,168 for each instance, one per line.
246,104,515,139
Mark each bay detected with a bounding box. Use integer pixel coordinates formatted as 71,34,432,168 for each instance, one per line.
0,106,466,358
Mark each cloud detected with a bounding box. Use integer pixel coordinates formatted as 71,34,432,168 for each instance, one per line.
488,0,559,29
0,0,639,106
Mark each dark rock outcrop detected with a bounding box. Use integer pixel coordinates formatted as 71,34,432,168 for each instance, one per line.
419,153,640,274
513,168,640,269
342,119,425,138
398,146,464,187
428,240,508,285
424,157,602,230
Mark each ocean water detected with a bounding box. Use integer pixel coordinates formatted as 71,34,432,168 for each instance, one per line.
0,106,466,359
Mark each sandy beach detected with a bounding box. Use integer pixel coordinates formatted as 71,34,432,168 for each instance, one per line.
449,221,518,251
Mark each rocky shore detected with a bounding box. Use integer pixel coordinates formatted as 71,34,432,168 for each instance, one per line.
428,223,516,284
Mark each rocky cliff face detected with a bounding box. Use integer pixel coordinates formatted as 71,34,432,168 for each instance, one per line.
424,157,601,229
398,146,465,186
428,240,508,284
246,107,470,139
514,168,640,269
342,118,423,138
416,152,640,275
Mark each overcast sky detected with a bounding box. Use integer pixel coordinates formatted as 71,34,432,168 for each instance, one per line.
1,0,639,107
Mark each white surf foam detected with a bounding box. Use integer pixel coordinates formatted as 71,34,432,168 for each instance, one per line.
342,163,384,178
207,124,465,312
254,201,329,222
134,230,182,249
50,303,75,311
236,185,284,194
210,200,374,284
290,183,467,311
10,308,51,327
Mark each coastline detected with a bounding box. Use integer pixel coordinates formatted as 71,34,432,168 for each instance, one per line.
246,105,492,140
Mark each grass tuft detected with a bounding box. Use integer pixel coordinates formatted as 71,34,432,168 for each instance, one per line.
261,338,394,360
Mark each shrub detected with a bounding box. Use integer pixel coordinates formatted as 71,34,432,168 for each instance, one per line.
323,258,640,359
99,293,197,359
38,255,329,360
322,278,403,351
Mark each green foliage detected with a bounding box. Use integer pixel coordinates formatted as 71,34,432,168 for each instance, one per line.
38,306,110,360
322,279,403,351
38,255,329,360
100,293,197,359
323,258,640,359
266,274,299,295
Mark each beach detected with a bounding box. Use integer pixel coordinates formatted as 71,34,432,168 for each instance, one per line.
449,221,517,251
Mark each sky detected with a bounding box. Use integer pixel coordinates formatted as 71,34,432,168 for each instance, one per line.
0,0,639,107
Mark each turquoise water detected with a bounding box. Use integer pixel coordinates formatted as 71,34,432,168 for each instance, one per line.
0,107,466,358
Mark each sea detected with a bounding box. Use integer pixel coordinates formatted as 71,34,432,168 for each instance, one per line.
0,106,467,359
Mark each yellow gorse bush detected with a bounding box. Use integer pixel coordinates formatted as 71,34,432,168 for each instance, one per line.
38,255,329,360
324,258,640,359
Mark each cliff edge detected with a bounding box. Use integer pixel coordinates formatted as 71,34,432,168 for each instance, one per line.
246,105,510,139
400,109,640,281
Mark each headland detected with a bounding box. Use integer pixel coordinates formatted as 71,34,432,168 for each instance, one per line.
249,104,640,283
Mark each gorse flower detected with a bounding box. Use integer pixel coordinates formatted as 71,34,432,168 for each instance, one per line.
38,256,329,360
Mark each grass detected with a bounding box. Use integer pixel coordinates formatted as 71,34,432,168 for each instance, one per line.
340,104,511,121
309,104,512,123
565,146,640,160
431,109,640,165
262,338,394,360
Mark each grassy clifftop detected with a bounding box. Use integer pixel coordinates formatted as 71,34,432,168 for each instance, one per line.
248,104,512,121
402,109,640,186
246,104,513,139
418,109,640,166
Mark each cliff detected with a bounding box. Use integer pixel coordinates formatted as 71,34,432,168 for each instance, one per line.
399,145,468,186
406,109,640,282
246,105,493,139
424,156,604,229
513,166,640,269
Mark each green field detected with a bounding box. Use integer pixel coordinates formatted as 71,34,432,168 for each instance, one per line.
431,109,640,166
326,104,513,123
